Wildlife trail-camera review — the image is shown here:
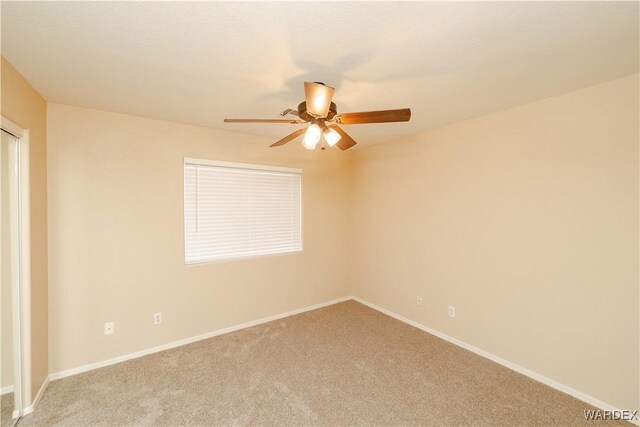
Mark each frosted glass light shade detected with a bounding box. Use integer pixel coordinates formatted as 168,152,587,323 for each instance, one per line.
302,124,321,149
304,82,335,118
323,127,341,147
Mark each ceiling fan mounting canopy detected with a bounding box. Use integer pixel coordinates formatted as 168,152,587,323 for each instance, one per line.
224,81,411,151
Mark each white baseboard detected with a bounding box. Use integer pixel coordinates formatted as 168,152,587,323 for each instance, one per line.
49,296,352,381
352,296,639,426
1,384,14,395
22,374,49,416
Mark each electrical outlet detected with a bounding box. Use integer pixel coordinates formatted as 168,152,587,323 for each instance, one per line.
154,312,162,325
416,296,423,306
448,305,456,318
104,321,115,335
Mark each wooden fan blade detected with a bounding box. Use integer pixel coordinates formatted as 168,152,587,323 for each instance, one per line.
224,118,305,124
334,108,411,125
328,125,357,151
304,82,335,118
270,128,306,147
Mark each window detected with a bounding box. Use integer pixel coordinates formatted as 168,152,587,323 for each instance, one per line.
184,158,302,264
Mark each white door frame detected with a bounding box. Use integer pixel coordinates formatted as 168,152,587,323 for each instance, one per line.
1,115,32,415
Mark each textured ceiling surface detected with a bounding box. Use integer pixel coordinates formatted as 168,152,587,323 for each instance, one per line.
2,2,638,146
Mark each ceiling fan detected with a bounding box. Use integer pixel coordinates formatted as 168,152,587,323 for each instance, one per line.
224,82,411,151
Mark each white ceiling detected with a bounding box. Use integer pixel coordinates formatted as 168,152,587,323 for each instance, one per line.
2,2,638,147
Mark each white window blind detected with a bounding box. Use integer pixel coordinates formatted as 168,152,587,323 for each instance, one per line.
184,158,302,264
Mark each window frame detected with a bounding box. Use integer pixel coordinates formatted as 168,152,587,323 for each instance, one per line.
183,157,303,265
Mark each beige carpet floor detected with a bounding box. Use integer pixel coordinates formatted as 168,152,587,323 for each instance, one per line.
1,393,14,427
19,301,626,426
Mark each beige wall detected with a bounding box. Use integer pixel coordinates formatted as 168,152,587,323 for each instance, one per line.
47,103,351,373
350,74,639,410
1,57,48,403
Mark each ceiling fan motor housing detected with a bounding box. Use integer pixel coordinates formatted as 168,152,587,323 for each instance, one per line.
297,101,337,122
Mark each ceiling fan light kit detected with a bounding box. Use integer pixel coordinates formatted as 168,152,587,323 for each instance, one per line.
224,81,411,151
